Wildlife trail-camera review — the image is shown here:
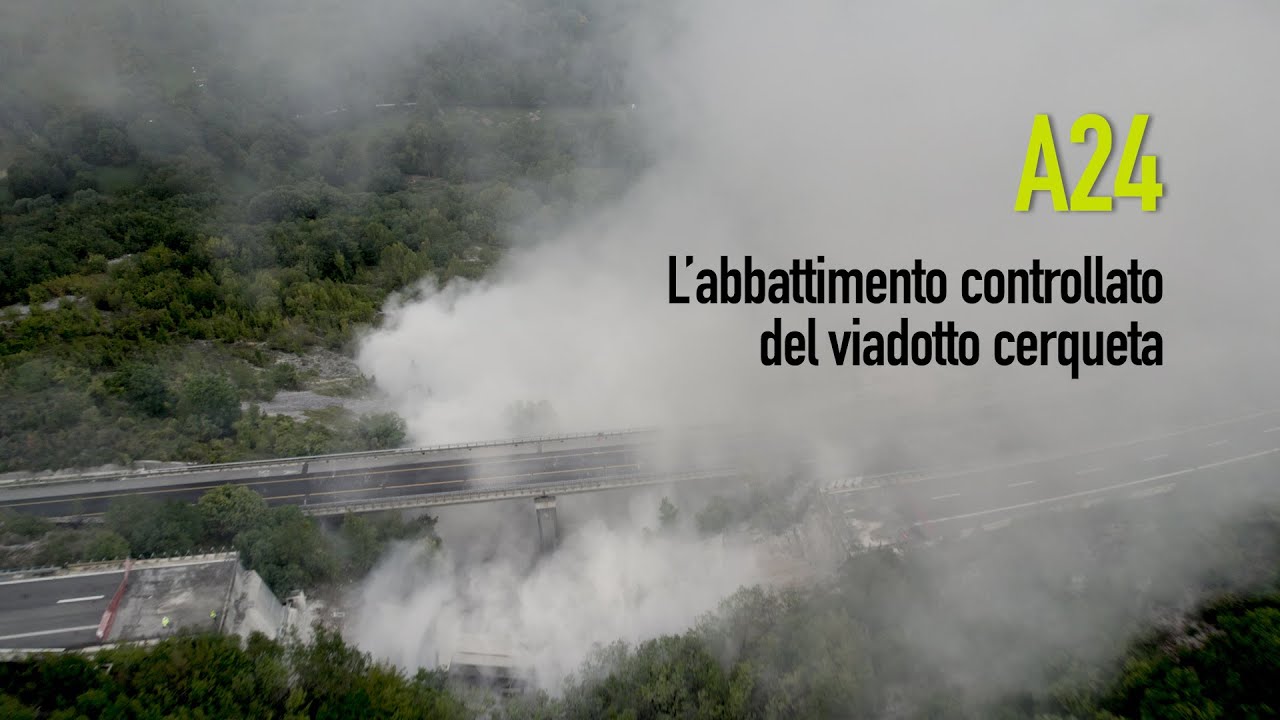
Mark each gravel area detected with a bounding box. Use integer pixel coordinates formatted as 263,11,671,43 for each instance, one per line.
273,347,364,381
251,348,394,419
248,390,391,419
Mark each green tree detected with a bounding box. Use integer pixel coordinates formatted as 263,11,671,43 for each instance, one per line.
6,155,69,199
105,497,204,557
178,372,242,434
0,695,37,720
108,363,172,417
353,412,407,451
267,362,303,391
0,511,53,541
235,506,338,595
198,484,269,544
37,529,119,565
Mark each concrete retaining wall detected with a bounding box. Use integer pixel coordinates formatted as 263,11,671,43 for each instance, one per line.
226,570,289,640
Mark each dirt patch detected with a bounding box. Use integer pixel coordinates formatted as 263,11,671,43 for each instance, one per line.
275,347,364,381
252,348,393,419
249,389,391,419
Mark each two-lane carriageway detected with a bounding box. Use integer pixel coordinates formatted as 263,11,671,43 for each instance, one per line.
827,409,1280,541
0,443,646,519
0,570,124,649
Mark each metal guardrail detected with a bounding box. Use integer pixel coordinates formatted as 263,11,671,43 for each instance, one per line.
301,468,742,516
0,565,61,579
0,426,661,490
1,549,238,575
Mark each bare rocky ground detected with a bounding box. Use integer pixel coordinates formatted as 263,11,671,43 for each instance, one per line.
247,389,391,419
252,347,394,419
273,346,363,380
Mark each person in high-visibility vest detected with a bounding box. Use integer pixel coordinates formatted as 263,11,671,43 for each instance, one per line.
210,610,217,620
161,616,170,629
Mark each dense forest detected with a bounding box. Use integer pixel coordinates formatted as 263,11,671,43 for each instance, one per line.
0,0,650,472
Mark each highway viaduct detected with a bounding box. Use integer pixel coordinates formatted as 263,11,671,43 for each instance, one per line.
0,427,744,552
2,410,1279,555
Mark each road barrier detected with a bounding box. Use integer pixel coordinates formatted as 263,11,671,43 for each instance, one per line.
0,427,661,489
96,558,133,642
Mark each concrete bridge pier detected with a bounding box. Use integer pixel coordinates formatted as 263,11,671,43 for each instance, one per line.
534,495,559,553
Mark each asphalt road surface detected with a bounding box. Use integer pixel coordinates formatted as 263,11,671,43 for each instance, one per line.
0,571,123,649
0,444,645,518
4,408,1279,526
831,408,1280,541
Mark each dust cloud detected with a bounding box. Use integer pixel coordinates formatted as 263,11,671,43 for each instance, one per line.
357,0,1280,446
346,491,769,690
351,0,1280,698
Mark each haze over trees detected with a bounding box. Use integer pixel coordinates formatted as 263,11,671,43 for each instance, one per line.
0,0,649,472
6,496,1280,718
1,2,1278,719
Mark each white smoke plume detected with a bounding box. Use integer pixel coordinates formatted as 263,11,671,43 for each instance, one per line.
357,0,1280,448
350,0,1280,697
346,491,769,689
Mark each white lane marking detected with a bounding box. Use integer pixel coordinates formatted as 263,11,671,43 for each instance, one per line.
1142,454,1167,462
931,493,963,500
1207,440,1228,447
1265,427,1280,433
1008,480,1037,487
0,570,124,586
824,409,1280,495
1075,467,1103,475
56,595,105,604
0,624,100,641
918,447,1280,526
